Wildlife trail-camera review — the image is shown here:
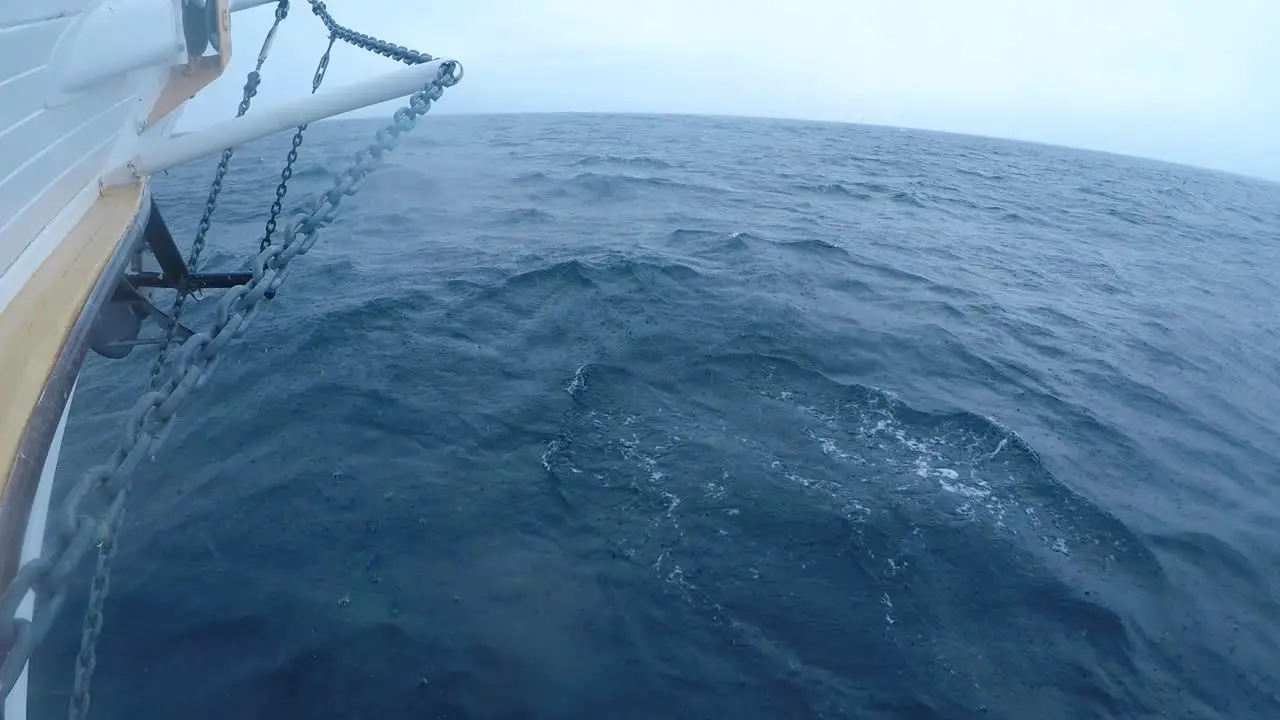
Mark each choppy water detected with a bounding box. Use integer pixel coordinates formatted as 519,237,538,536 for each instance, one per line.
31,113,1280,719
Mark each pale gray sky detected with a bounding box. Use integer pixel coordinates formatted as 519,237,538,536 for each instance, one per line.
185,0,1280,180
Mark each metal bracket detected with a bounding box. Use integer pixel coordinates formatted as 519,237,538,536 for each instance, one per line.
125,198,253,291
89,199,251,359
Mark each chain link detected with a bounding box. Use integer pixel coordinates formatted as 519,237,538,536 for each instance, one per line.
306,1,435,65
0,58,461,704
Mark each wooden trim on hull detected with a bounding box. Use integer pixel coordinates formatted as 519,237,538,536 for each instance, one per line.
0,181,150,592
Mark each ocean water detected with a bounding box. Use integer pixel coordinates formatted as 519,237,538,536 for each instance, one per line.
29,113,1280,719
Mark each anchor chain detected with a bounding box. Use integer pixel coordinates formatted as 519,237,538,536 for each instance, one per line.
0,59,461,707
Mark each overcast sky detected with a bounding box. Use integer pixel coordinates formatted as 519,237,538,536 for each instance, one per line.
185,0,1279,180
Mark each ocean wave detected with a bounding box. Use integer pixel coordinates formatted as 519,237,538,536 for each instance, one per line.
664,228,766,256
512,170,553,185
771,238,847,255
483,256,705,299
492,206,556,225
540,351,1172,716
788,181,874,199
564,171,687,198
555,352,1160,575
572,153,673,169
49,114,1280,719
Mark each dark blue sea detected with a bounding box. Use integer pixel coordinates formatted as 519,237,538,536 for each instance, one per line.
31,113,1280,719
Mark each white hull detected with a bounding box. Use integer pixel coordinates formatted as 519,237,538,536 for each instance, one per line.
2,381,74,720
0,0,189,314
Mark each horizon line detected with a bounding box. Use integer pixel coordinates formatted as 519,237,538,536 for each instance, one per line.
178,109,1278,185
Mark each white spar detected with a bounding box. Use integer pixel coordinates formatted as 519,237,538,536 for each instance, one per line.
102,59,458,186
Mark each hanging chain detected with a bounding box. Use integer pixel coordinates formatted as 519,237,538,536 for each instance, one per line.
263,0,434,251
306,0,435,65
0,54,460,720
67,4,293,718
66,509,120,720
146,0,292,391
261,35,336,251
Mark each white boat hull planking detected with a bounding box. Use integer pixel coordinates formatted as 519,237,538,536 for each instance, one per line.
0,0,205,312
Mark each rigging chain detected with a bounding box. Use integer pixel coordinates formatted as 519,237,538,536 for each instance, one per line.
261,0,436,251
260,35,336,251
306,0,436,65
147,0,293,390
